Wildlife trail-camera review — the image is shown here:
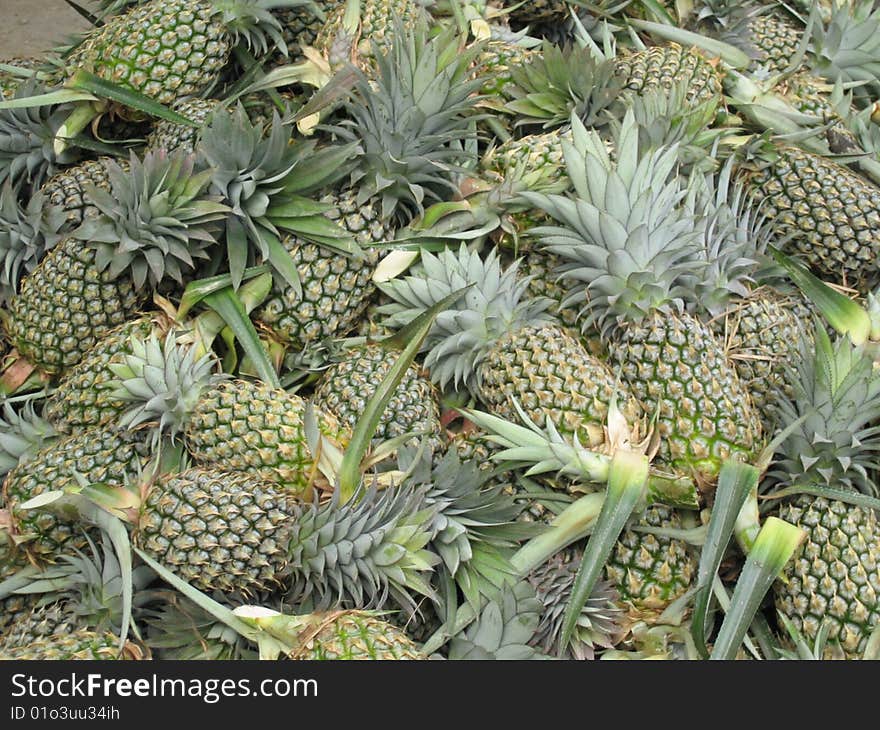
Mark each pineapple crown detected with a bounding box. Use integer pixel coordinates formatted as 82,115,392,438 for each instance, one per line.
327,22,485,225
211,0,318,57
446,579,547,660
504,40,623,130
196,104,358,287
768,325,880,496
617,80,724,172
285,483,440,614
0,397,59,478
73,150,229,290
0,531,156,640
0,185,66,304
680,157,777,317
521,111,703,339
399,444,539,609
527,544,626,660
108,330,221,443
377,243,554,396
807,0,880,102
0,81,79,194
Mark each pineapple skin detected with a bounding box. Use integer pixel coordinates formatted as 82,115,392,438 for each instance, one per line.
741,13,802,75
614,43,722,107
479,323,645,451
605,505,696,620
146,97,220,153
290,611,425,660
67,0,231,107
744,146,880,293
0,629,145,660
45,314,156,434
2,425,151,561
611,310,760,483
135,468,295,596
710,290,813,432
40,158,117,228
184,379,349,497
313,343,442,447
256,189,390,351
5,237,145,374
774,495,880,659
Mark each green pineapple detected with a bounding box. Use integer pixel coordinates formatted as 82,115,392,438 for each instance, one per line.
286,610,425,660
146,97,222,153
522,111,761,485
0,398,60,481
39,157,119,228
605,505,697,625
39,0,311,147
739,139,880,293
3,150,226,374
691,1,803,75
0,629,146,660
614,43,723,108
310,0,427,74
2,423,151,561
313,341,442,448
378,244,645,453
258,23,483,352
57,466,438,610
108,332,349,497
767,327,880,658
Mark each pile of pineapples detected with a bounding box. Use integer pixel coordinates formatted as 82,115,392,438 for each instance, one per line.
0,0,878,661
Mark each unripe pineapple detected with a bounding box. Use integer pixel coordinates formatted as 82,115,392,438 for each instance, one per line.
256,189,389,351
605,505,697,623
289,610,425,660
146,97,221,153
0,629,145,660
39,157,118,228
614,43,722,107
774,495,880,659
313,342,441,448
2,424,151,561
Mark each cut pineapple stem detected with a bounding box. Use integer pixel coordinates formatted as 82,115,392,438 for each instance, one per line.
709,517,807,660
558,450,649,653
691,460,761,658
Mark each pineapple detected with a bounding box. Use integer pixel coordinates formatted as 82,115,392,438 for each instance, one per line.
738,139,880,293
39,157,119,228
310,0,428,74
0,398,59,481
108,332,349,497
522,112,761,485
146,97,222,153
3,150,226,374
257,23,483,352
614,43,723,108
313,341,442,449
0,629,146,660
691,1,803,75
52,466,438,611
767,327,880,657
33,0,309,147
378,244,645,453
285,610,425,660
1,424,151,561
605,505,697,625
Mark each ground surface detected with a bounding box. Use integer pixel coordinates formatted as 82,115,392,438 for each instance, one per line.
1,0,93,58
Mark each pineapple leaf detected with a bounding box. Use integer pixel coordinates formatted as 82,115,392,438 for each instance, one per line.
690,459,760,659
710,517,806,660
559,450,649,652
202,286,280,388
